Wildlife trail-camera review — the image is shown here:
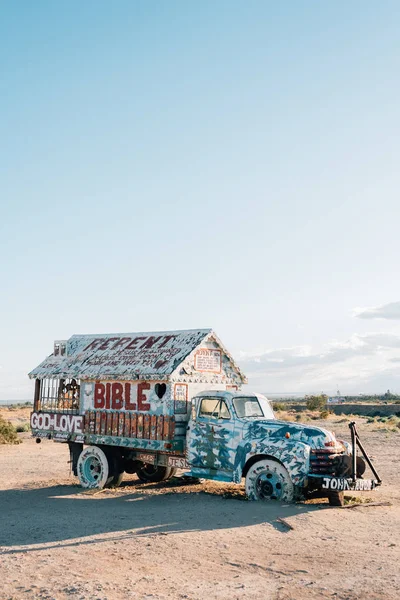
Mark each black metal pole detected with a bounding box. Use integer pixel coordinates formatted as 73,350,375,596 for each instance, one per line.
353,424,382,484
349,421,357,483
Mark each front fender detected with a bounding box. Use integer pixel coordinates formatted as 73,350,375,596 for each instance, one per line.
234,439,311,486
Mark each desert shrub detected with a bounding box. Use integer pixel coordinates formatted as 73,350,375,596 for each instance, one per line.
272,402,285,411
319,410,330,419
0,416,21,444
15,423,30,433
305,395,327,411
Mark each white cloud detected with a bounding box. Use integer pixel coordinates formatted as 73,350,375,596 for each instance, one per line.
239,333,400,395
354,301,400,320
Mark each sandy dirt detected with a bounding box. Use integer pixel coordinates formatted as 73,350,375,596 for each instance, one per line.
0,414,399,600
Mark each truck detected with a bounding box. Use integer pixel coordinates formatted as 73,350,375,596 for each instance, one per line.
29,328,381,505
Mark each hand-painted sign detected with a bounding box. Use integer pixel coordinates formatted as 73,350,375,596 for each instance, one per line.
82,380,169,413
31,412,83,433
93,382,151,411
174,383,188,414
194,349,221,373
322,477,376,491
167,456,188,469
174,383,188,402
136,452,156,464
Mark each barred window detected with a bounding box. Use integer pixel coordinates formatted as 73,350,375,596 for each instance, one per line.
36,378,80,414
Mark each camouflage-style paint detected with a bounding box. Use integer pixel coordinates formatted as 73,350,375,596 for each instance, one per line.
185,391,341,493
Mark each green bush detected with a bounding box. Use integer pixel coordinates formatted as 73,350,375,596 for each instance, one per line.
319,410,330,419
15,423,30,433
0,416,21,444
272,402,285,411
305,394,328,411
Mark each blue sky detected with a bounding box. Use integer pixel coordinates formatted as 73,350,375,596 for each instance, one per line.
1,1,400,399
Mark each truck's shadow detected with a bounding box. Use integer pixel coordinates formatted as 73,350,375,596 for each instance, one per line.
0,480,328,553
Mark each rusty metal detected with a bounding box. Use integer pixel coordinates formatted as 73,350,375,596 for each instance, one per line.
349,421,382,484
28,329,247,384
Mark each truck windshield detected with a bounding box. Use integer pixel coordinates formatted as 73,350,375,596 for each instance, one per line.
233,397,265,418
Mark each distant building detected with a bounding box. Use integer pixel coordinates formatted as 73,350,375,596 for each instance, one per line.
327,396,344,404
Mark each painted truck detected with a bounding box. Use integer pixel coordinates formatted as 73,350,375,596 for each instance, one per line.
29,329,381,505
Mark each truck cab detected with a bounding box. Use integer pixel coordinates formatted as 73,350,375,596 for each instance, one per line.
185,390,379,504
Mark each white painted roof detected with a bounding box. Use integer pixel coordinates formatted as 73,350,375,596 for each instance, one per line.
29,328,247,382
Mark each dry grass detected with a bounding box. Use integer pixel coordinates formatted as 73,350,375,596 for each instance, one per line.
273,408,400,432
0,415,21,444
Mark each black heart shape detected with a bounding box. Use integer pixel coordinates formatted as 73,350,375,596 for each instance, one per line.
155,383,166,399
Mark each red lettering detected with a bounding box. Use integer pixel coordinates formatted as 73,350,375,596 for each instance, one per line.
137,382,151,411
106,383,111,409
112,383,124,409
99,337,118,351
83,338,105,352
140,336,162,349
111,337,132,350
125,337,146,350
157,335,177,348
125,382,136,410
94,383,105,408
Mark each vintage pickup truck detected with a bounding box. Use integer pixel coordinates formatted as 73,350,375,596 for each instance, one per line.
29,329,381,505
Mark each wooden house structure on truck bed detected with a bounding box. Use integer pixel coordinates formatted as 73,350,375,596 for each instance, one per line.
28,328,247,451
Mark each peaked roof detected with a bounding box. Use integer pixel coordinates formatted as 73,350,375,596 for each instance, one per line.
28,328,246,382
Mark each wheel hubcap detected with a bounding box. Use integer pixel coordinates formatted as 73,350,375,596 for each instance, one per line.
84,456,103,483
256,472,283,500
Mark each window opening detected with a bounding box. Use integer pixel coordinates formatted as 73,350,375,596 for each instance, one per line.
199,398,231,420
233,397,267,418
36,378,80,414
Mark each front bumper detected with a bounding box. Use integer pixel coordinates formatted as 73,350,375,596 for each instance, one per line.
309,475,380,492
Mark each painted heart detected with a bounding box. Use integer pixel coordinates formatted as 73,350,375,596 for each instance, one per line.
155,383,167,399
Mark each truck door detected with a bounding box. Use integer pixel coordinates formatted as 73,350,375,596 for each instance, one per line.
187,396,235,471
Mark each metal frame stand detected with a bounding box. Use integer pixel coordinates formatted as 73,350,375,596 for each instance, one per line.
348,421,382,485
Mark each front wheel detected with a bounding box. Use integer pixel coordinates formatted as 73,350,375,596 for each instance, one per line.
136,465,176,483
245,459,294,502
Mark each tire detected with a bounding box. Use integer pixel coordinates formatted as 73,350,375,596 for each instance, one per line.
136,465,176,483
77,446,111,489
109,471,124,488
106,453,124,488
245,459,294,502
328,491,345,506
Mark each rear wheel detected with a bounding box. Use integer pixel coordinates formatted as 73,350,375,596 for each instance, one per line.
136,465,176,483
109,471,124,487
77,446,123,489
107,453,124,488
77,446,110,489
245,459,294,502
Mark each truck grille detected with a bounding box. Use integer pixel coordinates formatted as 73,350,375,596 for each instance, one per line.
309,450,343,476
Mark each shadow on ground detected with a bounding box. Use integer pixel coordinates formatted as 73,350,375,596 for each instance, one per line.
0,479,328,552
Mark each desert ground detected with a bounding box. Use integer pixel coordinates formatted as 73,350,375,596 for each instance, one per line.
0,408,399,600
